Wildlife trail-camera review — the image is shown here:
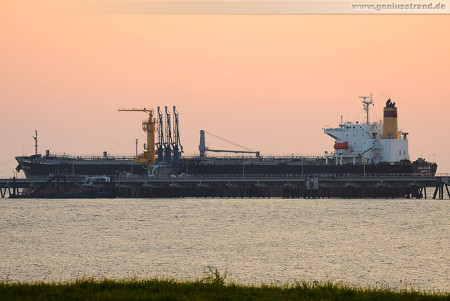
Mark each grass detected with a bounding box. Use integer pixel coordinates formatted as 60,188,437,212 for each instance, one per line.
1,269,448,300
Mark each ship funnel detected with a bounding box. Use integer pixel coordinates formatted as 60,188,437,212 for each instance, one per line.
383,99,399,139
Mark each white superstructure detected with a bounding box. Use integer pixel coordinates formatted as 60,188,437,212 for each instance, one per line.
323,95,409,165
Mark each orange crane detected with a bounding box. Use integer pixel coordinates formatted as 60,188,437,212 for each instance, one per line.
118,108,156,169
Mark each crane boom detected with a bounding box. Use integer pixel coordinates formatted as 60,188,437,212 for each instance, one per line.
118,108,156,169
199,130,260,158
118,108,153,114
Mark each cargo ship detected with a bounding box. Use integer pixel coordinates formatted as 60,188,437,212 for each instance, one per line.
15,97,437,178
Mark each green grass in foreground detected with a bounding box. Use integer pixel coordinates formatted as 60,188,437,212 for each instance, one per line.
1,279,448,301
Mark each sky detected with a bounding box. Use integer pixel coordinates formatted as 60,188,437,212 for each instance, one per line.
1,1,449,177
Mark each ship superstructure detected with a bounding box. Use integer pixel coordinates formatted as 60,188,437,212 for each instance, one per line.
324,95,409,165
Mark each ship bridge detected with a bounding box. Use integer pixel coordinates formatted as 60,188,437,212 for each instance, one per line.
323,95,409,165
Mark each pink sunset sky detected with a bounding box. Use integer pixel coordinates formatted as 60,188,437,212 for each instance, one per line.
1,1,449,176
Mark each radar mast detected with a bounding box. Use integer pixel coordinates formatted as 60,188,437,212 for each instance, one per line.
359,93,373,124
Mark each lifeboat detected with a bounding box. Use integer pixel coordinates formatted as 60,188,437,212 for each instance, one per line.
334,142,349,150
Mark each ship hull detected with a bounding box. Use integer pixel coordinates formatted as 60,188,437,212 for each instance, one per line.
182,162,422,175
15,155,437,178
15,155,145,178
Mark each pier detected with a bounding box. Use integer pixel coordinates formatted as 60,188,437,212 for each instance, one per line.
1,174,449,199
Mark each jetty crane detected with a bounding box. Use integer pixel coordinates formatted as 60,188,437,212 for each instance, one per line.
164,106,172,164
172,106,183,164
118,108,156,169
156,107,164,163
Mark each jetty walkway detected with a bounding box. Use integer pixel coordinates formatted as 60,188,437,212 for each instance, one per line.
1,173,449,199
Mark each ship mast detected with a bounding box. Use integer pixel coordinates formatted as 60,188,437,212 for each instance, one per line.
33,130,38,156
359,93,373,124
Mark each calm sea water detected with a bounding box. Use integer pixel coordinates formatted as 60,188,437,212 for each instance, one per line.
0,198,448,292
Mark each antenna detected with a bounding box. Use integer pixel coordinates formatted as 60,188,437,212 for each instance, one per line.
359,93,374,124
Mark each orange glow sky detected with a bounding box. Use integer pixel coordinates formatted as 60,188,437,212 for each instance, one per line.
1,1,449,176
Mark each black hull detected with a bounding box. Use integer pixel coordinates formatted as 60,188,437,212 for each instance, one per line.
15,156,438,178
19,160,143,177
183,162,421,175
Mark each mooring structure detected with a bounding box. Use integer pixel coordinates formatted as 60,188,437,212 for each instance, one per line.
1,174,449,199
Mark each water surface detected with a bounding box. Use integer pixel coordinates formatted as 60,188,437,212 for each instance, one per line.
0,198,448,292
